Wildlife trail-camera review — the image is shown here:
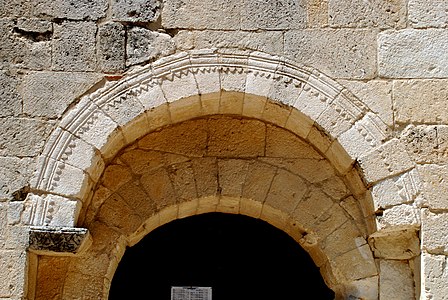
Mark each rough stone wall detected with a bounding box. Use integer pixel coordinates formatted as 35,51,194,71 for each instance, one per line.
1,0,448,299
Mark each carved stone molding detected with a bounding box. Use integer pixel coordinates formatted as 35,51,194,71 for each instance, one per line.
29,226,92,256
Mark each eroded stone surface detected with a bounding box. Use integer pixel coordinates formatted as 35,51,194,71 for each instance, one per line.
422,253,448,300
97,22,126,73
368,227,420,259
32,0,107,20
111,0,161,22
0,71,22,117
379,260,415,300
409,0,448,28
422,209,448,255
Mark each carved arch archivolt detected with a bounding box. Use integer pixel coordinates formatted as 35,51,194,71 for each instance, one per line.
27,49,421,300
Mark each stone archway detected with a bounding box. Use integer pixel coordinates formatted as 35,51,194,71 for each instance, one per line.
25,50,421,300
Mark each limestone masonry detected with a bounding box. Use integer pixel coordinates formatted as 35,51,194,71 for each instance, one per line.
1,0,448,299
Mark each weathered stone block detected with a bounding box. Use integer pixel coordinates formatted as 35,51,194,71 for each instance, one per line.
52,21,97,71
328,0,406,29
338,79,393,126
0,0,31,18
111,0,161,22
126,27,175,67
377,204,421,229
33,0,107,20
409,0,448,28
162,0,241,30
193,30,284,54
284,29,377,79
29,227,91,255
0,250,27,298
0,71,21,117
240,0,307,30
379,260,415,300
379,29,448,78
422,253,448,300
422,209,448,255
97,22,125,73
394,79,448,123
418,164,448,210
21,71,103,118
0,157,35,201
0,118,53,156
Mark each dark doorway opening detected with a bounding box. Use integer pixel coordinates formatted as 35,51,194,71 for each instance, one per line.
109,213,335,300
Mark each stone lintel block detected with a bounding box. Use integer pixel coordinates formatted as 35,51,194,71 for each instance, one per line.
409,0,448,28
368,226,420,259
379,29,448,78
284,29,377,79
422,209,448,255
29,226,92,256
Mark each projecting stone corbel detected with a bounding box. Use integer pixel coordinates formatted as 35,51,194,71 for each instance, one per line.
28,226,92,256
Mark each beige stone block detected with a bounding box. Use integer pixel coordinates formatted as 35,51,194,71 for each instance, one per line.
160,72,199,104
242,160,277,204
260,204,289,232
21,71,103,118
101,94,146,128
167,161,198,202
377,204,421,229
138,119,208,157
116,180,157,219
239,198,263,219
394,79,448,123
217,159,249,197
340,196,368,234
342,276,379,300
332,244,377,282
137,81,167,111
120,149,164,175
379,260,415,300
261,100,292,127
61,273,105,299
191,157,218,198
368,227,420,259
178,199,199,219
325,140,354,175
0,250,27,298
200,92,220,116
193,30,284,54
190,51,220,94
140,168,177,210
418,164,448,210
158,204,179,227
358,139,414,184
306,126,332,154
344,168,368,198
313,205,354,242
372,168,423,210
339,79,393,126
219,91,244,115
379,30,448,78
169,95,202,123
421,253,448,300
409,0,448,28
319,175,350,200
162,0,241,30
291,186,333,229
217,195,240,214
284,108,314,140
266,124,321,159
0,156,35,201
145,103,172,132
422,209,448,255
35,256,69,300
121,112,151,144
207,117,265,157
307,0,328,28
83,184,112,225
242,94,267,120
265,169,308,213
267,74,304,107
197,196,219,215
329,0,406,29
101,164,133,193
284,29,377,79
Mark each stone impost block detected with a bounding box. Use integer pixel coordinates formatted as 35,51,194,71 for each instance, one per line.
379,260,415,300
21,71,103,118
421,253,448,300
422,209,448,255
284,29,377,79
368,226,420,259
28,227,91,256
379,29,448,78
52,21,97,71
0,71,21,117
111,0,161,22
328,0,406,29
394,79,448,123
126,27,175,67
33,0,107,20
409,0,448,28
97,22,125,73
